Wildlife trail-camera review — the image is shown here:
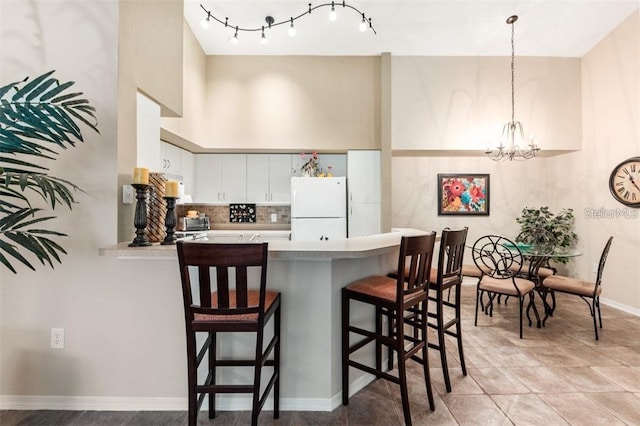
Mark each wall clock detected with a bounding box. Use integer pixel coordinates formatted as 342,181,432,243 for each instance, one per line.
609,156,640,207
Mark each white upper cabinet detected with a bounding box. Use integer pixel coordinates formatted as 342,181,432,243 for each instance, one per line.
268,155,292,203
180,149,194,196
347,150,381,203
247,155,270,202
347,150,381,237
246,154,292,203
136,92,161,171
161,141,182,175
195,154,247,203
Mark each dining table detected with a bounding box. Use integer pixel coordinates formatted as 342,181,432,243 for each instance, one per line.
508,241,583,325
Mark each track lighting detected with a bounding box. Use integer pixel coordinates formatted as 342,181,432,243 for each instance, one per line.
260,26,268,44
230,26,239,44
200,11,211,29
359,13,367,32
329,2,337,21
288,18,296,36
199,2,377,45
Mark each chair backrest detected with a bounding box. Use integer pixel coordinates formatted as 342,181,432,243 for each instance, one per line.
395,232,437,303
596,236,613,286
471,235,524,278
436,227,468,285
176,241,269,321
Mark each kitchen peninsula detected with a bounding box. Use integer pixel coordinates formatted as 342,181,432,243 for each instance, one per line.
99,230,422,410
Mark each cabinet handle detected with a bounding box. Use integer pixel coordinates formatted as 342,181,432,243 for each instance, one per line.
217,192,221,201
265,193,269,201
270,193,273,201
167,159,171,169
223,193,226,201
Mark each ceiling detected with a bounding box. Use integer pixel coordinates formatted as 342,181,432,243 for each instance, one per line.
185,0,638,57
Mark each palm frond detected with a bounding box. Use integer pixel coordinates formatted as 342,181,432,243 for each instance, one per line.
0,70,98,273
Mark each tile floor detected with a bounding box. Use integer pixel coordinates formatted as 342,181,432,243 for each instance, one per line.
2,285,640,425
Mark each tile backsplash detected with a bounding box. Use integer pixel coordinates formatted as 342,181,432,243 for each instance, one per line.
176,204,290,225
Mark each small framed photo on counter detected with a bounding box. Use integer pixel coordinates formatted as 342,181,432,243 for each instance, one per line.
437,174,490,216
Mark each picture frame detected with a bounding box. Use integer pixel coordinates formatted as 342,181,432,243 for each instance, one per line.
437,174,490,216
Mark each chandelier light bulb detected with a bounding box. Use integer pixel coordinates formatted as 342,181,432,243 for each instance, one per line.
288,18,296,36
230,28,239,44
200,16,210,29
359,14,367,32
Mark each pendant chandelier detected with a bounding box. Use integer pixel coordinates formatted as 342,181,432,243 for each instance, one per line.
485,15,540,161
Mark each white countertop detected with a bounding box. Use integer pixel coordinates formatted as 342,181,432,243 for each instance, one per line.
98,229,433,260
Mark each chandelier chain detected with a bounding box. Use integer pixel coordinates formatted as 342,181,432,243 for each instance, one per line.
511,19,515,125
485,14,540,161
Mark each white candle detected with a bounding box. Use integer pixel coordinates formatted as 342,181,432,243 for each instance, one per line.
133,167,149,185
165,180,179,197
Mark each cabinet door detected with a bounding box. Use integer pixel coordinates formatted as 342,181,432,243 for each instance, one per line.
136,92,162,171
181,149,194,196
163,142,182,175
194,154,223,202
348,202,381,237
347,150,381,203
268,154,292,202
221,154,247,203
247,154,270,202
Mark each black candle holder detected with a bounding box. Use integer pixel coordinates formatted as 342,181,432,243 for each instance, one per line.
161,196,178,245
129,183,152,247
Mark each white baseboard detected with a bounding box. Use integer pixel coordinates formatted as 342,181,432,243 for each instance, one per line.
0,375,376,412
600,297,640,317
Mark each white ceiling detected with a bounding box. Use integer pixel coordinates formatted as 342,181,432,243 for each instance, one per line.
185,0,638,57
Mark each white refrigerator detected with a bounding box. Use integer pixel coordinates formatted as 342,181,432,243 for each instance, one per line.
291,177,347,241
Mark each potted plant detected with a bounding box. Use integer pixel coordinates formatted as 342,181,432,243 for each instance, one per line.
0,70,99,273
515,206,578,264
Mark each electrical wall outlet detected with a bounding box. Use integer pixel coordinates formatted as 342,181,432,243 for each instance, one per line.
51,328,64,349
122,185,134,204
271,213,277,223
592,262,598,274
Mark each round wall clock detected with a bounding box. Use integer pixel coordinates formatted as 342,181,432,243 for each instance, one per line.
609,156,640,207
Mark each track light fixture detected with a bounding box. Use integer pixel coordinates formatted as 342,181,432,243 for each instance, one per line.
200,1,376,45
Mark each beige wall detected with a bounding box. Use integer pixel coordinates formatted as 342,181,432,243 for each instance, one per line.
1,0,638,407
1,0,188,401
548,12,640,310
391,56,582,152
117,0,184,242
161,21,208,151
198,55,381,152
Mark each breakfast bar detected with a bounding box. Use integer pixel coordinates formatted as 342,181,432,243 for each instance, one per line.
99,231,422,410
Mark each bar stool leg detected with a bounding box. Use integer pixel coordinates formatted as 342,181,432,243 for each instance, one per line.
341,288,350,406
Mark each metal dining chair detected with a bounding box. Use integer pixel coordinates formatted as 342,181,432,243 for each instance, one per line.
541,236,613,340
472,235,540,338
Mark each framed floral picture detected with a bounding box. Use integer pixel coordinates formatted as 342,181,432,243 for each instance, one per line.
437,174,490,215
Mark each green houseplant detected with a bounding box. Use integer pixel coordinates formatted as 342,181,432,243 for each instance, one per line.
515,206,578,263
0,70,98,273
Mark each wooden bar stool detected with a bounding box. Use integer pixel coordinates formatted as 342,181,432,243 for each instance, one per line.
176,241,281,426
342,233,437,426
427,227,468,393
